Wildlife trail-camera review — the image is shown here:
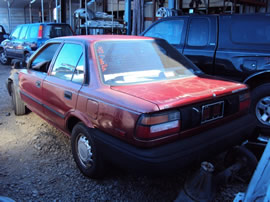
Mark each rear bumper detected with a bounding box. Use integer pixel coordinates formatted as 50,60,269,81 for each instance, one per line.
93,114,256,174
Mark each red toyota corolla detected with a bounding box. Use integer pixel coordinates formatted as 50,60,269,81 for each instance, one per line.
7,35,256,178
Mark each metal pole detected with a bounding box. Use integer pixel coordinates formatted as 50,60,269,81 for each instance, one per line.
7,1,11,33
85,0,88,35
49,1,51,22
56,0,58,22
69,0,72,27
127,0,131,35
41,0,44,22
111,0,114,34
29,4,32,23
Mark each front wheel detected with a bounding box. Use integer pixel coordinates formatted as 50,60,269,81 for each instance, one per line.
71,123,105,178
250,84,270,133
0,48,10,65
11,83,26,116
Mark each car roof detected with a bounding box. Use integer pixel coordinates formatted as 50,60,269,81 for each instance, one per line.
20,23,70,26
54,35,155,43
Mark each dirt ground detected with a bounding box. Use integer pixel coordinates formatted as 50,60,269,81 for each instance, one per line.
0,64,248,201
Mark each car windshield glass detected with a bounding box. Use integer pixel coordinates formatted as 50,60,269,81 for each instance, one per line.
94,39,202,86
43,25,73,39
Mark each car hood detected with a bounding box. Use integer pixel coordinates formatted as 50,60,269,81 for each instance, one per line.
111,76,247,110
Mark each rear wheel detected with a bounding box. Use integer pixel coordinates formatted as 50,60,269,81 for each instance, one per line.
0,48,10,65
250,84,270,134
71,123,105,178
11,83,26,115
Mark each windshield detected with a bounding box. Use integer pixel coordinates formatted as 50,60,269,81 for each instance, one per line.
94,39,202,86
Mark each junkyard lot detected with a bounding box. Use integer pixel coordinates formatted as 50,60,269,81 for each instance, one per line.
0,64,248,201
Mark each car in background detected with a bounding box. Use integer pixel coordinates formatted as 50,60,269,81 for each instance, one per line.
0,25,8,43
141,13,270,134
0,23,73,65
7,35,256,178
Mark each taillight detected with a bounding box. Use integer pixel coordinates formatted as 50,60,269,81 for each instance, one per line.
239,92,250,111
38,25,43,38
135,110,181,139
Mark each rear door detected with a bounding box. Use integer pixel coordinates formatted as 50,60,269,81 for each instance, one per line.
142,17,187,53
42,42,85,129
19,43,62,116
183,16,217,75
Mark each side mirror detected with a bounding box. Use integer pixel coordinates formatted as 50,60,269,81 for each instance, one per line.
3,34,9,39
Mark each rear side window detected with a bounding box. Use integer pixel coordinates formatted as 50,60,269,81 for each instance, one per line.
51,43,84,83
144,20,184,45
43,25,73,39
27,25,39,39
19,25,28,40
231,20,270,44
187,18,209,46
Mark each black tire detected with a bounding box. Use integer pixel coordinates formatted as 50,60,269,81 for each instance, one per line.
11,83,26,115
0,48,10,65
24,52,31,64
71,123,105,179
250,84,270,133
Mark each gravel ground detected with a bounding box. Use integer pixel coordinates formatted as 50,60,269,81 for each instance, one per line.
0,64,249,201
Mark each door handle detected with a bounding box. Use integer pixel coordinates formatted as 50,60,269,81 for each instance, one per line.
64,91,72,100
36,80,41,88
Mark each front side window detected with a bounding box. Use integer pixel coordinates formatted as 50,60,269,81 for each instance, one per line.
51,43,84,83
94,39,201,86
144,20,184,45
11,26,21,39
31,43,61,72
187,18,209,46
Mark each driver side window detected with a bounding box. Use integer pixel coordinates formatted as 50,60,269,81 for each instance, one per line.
31,43,61,72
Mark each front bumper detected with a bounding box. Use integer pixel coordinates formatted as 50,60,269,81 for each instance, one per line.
93,114,256,174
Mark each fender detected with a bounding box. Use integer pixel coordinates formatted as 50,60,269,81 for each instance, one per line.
65,110,94,132
243,70,270,84
6,69,20,96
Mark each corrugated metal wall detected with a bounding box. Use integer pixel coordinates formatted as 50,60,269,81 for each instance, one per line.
0,8,40,33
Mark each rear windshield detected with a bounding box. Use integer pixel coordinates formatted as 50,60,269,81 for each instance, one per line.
43,25,73,39
94,39,201,86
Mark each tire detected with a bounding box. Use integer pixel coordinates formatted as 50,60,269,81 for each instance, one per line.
250,84,270,133
0,48,10,65
71,123,105,178
11,83,26,115
24,52,31,64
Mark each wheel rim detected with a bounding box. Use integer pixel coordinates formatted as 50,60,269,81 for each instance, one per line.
77,134,93,168
0,51,7,63
256,96,270,126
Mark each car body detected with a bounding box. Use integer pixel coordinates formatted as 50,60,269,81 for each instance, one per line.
141,13,270,133
0,23,73,65
7,35,256,178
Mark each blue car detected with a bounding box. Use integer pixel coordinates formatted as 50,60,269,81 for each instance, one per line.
0,23,74,65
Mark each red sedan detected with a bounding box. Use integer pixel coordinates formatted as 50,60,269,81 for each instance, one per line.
8,35,256,178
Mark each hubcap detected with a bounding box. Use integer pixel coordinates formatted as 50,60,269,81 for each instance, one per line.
256,96,270,126
77,134,93,168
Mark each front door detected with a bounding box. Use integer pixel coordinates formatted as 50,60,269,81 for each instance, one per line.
20,43,62,116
